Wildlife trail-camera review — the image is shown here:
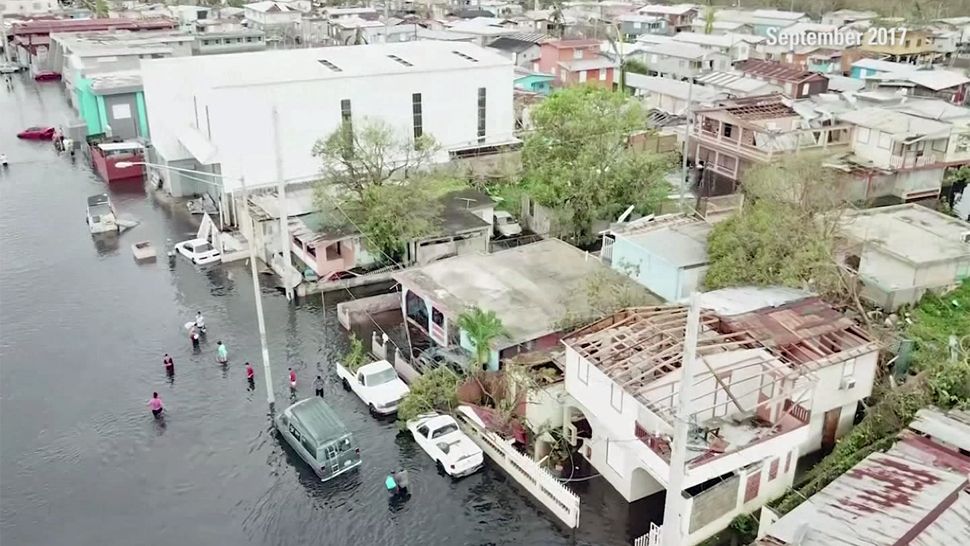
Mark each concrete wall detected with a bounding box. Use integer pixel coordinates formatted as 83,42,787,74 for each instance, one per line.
336,292,400,330
612,236,683,302
102,93,140,140
797,351,877,453
850,125,895,166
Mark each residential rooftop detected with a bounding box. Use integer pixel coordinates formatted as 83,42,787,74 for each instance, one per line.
695,70,781,94
612,214,713,268
393,239,660,348
736,59,825,83
696,95,799,122
10,17,175,35
672,32,765,48
637,3,697,16
851,57,919,73
639,41,711,60
840,204,970,266
760,407,970,546
140,40,512,89
436,189,493,235
837,107,952,141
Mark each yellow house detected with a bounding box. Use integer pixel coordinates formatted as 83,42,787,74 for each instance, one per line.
860,28,935,63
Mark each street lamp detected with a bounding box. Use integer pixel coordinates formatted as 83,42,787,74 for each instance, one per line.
119,161,277,409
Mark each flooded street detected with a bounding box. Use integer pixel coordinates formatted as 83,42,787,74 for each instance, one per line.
0,77,652,546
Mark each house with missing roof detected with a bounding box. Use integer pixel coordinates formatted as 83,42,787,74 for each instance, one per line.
671,32,765,63
393,238,660,370
687,94,852,195
693,71,782,98
756,407,970,546
561,290,878,543
735,59,828,99
617,14,668,41
838,204,970,310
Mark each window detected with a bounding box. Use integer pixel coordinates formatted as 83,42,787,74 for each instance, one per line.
856,126,871,144
579,70,587,83
598,68,606,81
318,58,343,72
768,458,779,481
202,39,211,45
784,451,792,473
431,424,458,439
417,425,430,438
610,383,624,412
932,138,947,152
412,92,423,141
723,124,734,138
246,37,253,42
744,471,760,502
431,307,444,327
576,357,590,385
801,83,809,95
842,359,856,379
573,48,583,60
477,87,486,143
878,131,892,150
292,235,302,249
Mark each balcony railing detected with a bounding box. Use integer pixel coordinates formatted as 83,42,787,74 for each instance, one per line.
889,153,939,169
692,125,852,163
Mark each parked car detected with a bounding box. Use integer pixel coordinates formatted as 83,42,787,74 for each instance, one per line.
415,346,471,376
275,397,362,481
0,61,23,74
493,210,523,238
335,360,410,416
17,126,55,140
33,71,61,82
175,238,221,265
407,413,484,478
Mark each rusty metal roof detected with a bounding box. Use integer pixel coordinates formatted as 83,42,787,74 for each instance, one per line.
737,59,827,83
764,451,969,546
719,297,876,367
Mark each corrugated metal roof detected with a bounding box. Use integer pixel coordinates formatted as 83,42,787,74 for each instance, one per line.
695,70,780,93
737,59,824,83
765,452,969,546
909,408,970,452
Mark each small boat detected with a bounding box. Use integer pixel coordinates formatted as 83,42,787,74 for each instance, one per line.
86,194,118,234
131,241,157,262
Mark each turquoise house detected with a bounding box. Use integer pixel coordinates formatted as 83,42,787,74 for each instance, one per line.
75,73,150,140
608,216,712,303
514,70,555,96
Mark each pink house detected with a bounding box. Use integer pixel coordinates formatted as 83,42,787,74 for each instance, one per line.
288,214,373,280
536,39,616,88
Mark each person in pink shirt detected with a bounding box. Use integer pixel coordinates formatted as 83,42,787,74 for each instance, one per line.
148,392,164,418
246,363,254,380
288,368,297,390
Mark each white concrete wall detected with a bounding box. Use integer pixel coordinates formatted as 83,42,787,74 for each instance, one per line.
173,61,514,192
798,351,877,453
526,382,566,431
850,126,894,166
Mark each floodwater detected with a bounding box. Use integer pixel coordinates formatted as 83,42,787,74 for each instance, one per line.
0,76,659,546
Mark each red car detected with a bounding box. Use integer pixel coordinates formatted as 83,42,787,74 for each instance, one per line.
17,126,56,140
33,71,61,82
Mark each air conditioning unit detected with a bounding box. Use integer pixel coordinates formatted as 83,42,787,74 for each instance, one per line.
840,377,857,390
961,231,970,244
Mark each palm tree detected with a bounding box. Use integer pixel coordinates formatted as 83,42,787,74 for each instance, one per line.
457,307,507,368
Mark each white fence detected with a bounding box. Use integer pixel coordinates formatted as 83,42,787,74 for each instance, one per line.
456,407,581,529
371,332,422,385
633,523,661,546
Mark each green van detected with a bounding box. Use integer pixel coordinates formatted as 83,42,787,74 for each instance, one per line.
275,398,361,481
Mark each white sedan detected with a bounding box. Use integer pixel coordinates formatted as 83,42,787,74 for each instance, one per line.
176,238,222,265
407,413,484,478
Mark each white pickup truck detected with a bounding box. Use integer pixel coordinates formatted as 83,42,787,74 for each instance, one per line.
336,360,410,416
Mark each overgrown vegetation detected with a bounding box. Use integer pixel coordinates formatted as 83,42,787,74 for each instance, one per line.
557,267,658,331
522,86,672,244
397,367,462,425
703,155,851,301
343,333,366,373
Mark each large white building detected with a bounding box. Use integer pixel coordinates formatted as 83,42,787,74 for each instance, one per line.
140,40,515,201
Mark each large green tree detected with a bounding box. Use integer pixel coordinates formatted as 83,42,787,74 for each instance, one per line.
522,86,672,244
703,154,851,299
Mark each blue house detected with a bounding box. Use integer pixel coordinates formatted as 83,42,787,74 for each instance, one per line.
606,214,712,303
850,58,916,80
514,68,555,95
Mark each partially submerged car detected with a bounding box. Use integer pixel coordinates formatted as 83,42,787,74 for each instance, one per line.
276,397,362,481
85,194,118,234
407,413,484,478
17,126,55,140
175,238,221,265
493,210,523,238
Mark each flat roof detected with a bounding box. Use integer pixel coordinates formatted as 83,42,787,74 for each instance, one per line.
639,41,711,60
437,189,493,235
614,215,712,268
142,40,512,89
558,57,616,71
837,107,952,141
841,204,970,265
11,18,175,35
394,239,660,347
637,4,697,15
672,32,765,48
695,70,780,93
625,73,723,103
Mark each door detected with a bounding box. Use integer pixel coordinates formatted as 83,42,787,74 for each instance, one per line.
822,407,841,449
103,94,139,139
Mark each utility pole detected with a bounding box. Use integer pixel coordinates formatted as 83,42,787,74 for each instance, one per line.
660,292,702,546
241,175,276,409
272,106,294,301
679,77,694,213
384,0,390,43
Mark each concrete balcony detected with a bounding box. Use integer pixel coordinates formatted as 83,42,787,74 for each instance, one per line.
691,125,852,164
889,153,940,170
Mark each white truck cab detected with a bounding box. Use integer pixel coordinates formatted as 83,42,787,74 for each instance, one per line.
336,360,410,416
